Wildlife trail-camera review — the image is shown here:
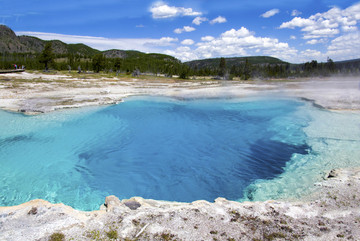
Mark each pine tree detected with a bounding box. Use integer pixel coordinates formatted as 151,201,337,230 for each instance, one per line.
219,57,226,77
92,54,105,73
243,58,251,80
39,42,54,71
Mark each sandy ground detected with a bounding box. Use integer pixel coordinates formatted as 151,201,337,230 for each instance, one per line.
1,72,360,240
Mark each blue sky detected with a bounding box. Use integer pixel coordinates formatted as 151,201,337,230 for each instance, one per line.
1,0,360,63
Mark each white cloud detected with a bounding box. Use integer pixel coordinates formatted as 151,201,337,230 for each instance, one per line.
280,2,360,40
326,31,360,60
166,27,298,62
164,47,198,62
150,2,202,19
181,39,195,45
290,35,297,40
210,16,227,24
192,16,208,25
220,27,252,38
174,26,196,34
16,31,178,52
300,49,323,58
303,28,340,39
293,31,360,62
306,39,327,45
291,10,302,17
261,9,280,18
151,37,179,46
201,36,215,42
280,17,315,29
342,25,358,32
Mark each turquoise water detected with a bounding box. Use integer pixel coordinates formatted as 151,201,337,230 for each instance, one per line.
1,96,360,211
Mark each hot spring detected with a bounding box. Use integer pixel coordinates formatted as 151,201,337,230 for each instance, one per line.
1,96,360,211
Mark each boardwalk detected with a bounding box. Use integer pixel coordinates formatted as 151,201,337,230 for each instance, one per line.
0,69,25,74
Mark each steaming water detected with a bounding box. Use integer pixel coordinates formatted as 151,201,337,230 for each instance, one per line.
1,96,360,211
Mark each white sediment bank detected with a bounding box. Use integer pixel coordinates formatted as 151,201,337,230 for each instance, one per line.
1,168,359,240
0,72,360,240
1,72,360,113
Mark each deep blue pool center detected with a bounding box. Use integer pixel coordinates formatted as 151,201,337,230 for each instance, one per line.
0,97,312,210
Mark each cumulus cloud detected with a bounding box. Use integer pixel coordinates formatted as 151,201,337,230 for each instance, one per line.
164,47,197,62
306,39,327,45
181,39,195,45
192,16,208,25
261,9,280,18
342,25,358,32
16,31,178,52
300,49,323,58
290,35,297,40
280,2,360,40
326,31,360,60
165,27,298,62
210,16,227,24
201,36,215,42
280,17,315,29
150,2,202,19
174,26,196,34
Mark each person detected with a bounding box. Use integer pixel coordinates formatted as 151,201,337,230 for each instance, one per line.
14,64,17,70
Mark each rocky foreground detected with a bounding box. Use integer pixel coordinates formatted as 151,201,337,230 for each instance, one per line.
0,168,359,241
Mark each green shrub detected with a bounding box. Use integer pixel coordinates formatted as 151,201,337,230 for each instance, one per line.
49,232,65,241
106,229,118,239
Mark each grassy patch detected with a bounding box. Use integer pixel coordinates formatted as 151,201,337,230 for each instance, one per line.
263,232,286,240
106,229,118,240
49,232,65,241
160,232,176,241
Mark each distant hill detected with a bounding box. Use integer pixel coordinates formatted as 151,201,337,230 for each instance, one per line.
102,49,179,63
0,25,100,56
0,25,180,64
0,25,183,73
185,56,287,70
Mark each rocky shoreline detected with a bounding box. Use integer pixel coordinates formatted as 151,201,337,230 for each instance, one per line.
0,168,359,240
1,72,360,240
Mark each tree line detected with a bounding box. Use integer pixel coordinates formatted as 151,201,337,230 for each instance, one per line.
1,43,359,79
188,57,359,80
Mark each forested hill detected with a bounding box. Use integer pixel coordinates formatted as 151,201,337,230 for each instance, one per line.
185,56,287,69
0,25,180,62
0,25,100,56
0,25,183,74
